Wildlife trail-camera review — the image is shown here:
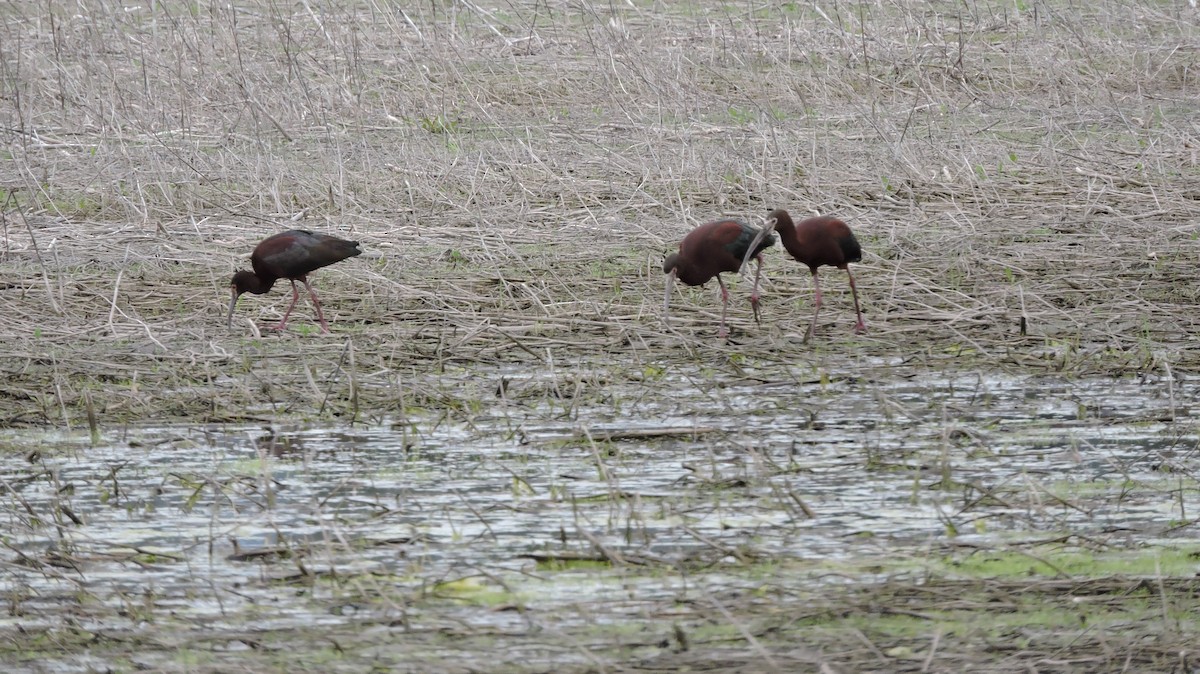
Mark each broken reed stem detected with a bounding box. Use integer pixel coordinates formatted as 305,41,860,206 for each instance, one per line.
348,338,358,424
84,390,98,445
318,339,353,417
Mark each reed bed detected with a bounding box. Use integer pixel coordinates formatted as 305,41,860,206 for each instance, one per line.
1,1,1198,424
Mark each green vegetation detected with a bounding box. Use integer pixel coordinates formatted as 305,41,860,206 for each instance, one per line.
942,545,1200,579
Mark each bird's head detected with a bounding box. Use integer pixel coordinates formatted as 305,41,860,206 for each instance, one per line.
662,252,680,274
230,270,259,296
227,270,259,328
765,208,792,231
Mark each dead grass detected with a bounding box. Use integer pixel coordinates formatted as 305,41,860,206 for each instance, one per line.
2,2,1199,427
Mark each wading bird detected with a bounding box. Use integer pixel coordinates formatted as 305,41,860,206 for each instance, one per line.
664,218,777,337
743,209,864,342
228,230,362,333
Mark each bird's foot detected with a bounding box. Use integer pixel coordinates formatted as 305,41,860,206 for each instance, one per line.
853,321,867,335
718,326,730,340
750,297,761,325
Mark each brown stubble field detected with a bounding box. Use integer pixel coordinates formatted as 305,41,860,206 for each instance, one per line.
2,1,1200,672
0,0,1197,414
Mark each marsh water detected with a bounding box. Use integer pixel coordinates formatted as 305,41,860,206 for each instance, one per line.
2,364,1196,672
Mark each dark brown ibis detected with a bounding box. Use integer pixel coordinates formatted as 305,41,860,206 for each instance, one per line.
228,229,362,333
663,218,777,337
745,209,865,342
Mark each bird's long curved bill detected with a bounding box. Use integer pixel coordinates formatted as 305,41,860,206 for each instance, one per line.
664,269,676,316
227,290,239,329
741,218,777,272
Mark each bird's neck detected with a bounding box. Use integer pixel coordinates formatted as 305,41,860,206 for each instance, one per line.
242,274,277,295
672,258,705,285
775,222,804,252
773,219,796,242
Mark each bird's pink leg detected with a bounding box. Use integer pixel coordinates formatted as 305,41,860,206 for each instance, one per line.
275,280,302,331
803,269,822,344
717,275,730,338
302,277,331,333
750,255,766,324
847,267,866,334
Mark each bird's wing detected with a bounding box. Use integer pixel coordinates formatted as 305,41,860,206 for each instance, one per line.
724,221,774,261
256,233,329,276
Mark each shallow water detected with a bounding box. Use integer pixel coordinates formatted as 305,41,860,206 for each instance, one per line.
1,364,1197,670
